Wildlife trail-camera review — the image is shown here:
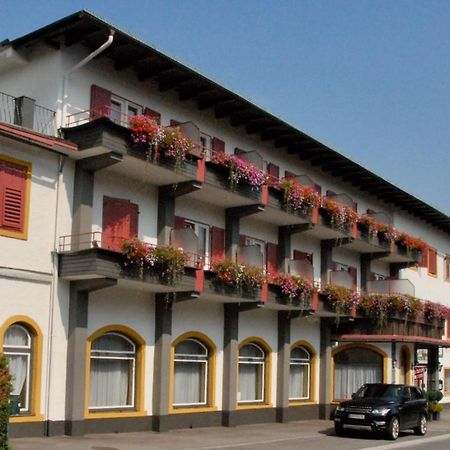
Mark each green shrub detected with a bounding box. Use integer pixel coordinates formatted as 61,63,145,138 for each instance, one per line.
0,355,12,450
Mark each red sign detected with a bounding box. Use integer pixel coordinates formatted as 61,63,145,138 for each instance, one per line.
414,366,425,380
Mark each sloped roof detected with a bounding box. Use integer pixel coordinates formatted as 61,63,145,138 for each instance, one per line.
4,10,449,234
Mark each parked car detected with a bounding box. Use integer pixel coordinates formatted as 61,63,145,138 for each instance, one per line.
333,383,427,440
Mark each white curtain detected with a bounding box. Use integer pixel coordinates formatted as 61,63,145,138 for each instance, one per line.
239,364,262,401
90,358,131,407
334,363,381,400
8,354,28,397
290,364,308,399
174,361,204,404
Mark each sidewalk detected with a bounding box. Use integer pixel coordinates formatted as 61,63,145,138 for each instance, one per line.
10,411,450,450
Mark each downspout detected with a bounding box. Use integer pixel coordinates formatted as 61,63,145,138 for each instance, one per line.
59,30,115,129
45,153,66,435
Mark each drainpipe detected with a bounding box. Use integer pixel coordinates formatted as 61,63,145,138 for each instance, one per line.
44,154,66,435
59,30,115,129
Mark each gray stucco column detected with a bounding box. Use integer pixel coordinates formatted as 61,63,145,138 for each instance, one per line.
14,96,35,129
276,311,291,422
222,303,239,426
319,318,332,420
152,295,173,431
65,278,116,436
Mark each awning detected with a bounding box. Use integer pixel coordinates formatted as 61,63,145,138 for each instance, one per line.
332,334,450,348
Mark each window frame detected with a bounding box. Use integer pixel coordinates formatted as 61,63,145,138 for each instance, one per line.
184,219,211,269
89,332,137,411
289,345,311,402
110,94,142,126
0,154,32,240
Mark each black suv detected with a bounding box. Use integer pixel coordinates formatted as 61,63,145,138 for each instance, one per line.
333,383,427,440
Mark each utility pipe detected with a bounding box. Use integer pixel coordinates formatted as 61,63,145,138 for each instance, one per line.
59,30,115,129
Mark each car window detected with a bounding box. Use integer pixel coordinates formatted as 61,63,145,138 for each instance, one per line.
410,387,421,399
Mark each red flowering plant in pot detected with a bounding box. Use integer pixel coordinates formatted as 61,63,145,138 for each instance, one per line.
321,284,360,325
212,259,266,296
276,178,322,214
387,294,423,321
272,273,317,307
358,293,394,328
210,152,268,190
395,232,428,255
358,215,383,239
423,302,450,326
321,198,359,233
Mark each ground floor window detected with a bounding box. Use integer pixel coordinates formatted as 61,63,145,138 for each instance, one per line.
238,342,266,403
173,338,209,406
333,346,383,400
89,332,136,409
289,346,311,400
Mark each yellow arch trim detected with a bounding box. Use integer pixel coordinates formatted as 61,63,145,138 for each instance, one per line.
0,153,32,241
170,331,217,414
237,336,272,409
85,324,147,419
331,343,388,403
0,315,44,423
289,340,318,405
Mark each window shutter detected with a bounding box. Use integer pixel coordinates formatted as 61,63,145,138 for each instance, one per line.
314,183,322,195
239,234,247,246
267,163,279,180
212,137,225,154
369,272,377,281
420,249,429,268
353,202,358,212
428,248,437,275
285,171,296,179
293,250,313,264
266,242,279,275
0,160,27,232
174,216,186,229
90,85,111,120
102,196,138,251
143,107,161,124
348,266,357,289
210,226,225,264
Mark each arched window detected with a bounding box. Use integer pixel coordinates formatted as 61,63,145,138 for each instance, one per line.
238,343,266,403
173,338,209,406
3,324,32,413
89,332,137,409
333,346,383,401
290,346,311,401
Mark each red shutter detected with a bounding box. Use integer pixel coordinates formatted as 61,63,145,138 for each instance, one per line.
369,272,377,281
267,163,279,180
90,85,111,120
239,235,247,246
285,171,296,179
266,242,279,276
353,202,358,212
143,107,161,125
174,216,186,229
0,160,27,232
314,183,322,195
212,137,225,154
348,267,357,289
428,248,437,275
210,226,225,264
293,250,313,264
234,148,246,156
102,196,138,251
420,250,429,268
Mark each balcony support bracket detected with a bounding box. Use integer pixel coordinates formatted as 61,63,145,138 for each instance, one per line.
226,204,265,219
280,223,313,236
323,237,353,248
79,151,123,172
159,180,203,199
366,251,391,261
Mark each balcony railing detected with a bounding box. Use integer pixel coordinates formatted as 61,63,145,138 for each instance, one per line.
237,245,264,268
329,270,353,289
0,91,57,135
289,258,314,280
366,278,415,296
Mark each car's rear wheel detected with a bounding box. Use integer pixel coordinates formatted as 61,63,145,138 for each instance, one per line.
386,416,400,440
413,414,427,436
334,422,346,436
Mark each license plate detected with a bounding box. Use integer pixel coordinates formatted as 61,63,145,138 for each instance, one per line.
348,413,365,419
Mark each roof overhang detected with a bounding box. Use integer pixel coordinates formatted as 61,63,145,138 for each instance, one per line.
4,10,449,233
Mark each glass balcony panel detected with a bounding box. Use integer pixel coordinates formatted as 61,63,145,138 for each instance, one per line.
326,193,354,208
329,270,353,289
177,121,200,143
289,259,314,280
367,279,415,296
237,245,264,268
170,228,199,267
368,211,392,225
293,174,315,188
238,151,264,170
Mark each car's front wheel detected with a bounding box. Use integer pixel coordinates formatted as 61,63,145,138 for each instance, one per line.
334,422,346,436
386,416,400,440
413,414,427,436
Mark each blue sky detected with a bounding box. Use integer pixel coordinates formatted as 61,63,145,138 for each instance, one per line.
2,0,449,215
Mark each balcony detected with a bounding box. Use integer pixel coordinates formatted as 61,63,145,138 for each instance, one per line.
64,109,204,187
0,91,56,135
366,278,415,296
58,232,203,294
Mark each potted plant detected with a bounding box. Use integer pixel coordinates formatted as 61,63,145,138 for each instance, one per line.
321,284,360,324
358,293,390,328
426,390,444,420
320,198,359,233
272,273,316,307
276,178,321,214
